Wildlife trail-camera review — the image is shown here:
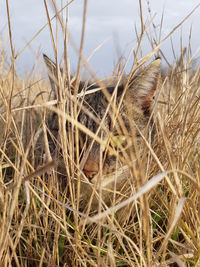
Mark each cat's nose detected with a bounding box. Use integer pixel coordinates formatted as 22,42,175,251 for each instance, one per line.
83,159,99,179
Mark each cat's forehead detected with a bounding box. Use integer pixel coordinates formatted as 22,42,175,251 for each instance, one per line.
77,70,143,105
82,83,124,105
83,90,110,119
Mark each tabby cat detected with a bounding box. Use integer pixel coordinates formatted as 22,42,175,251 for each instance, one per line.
43,55,161,210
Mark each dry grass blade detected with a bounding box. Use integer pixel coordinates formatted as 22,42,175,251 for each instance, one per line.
155,197,186,263
85,172,167,224
0,0,200,266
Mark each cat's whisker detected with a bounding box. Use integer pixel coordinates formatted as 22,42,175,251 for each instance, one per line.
93,165,130,189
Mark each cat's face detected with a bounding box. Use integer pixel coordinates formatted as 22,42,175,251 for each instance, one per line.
44,55,161,206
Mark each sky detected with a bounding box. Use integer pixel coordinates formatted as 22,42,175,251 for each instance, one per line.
0,0,200,78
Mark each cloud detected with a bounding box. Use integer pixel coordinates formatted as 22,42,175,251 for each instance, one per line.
1,0,200,76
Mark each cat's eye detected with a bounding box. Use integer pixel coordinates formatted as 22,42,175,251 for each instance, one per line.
110,135,127,148
104,134,128,157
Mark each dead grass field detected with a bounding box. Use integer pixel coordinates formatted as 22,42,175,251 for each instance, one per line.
0,1,200,266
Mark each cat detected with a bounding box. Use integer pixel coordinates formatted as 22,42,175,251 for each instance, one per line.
43,54,161,210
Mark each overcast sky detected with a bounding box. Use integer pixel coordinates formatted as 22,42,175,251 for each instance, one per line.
0,0,200,77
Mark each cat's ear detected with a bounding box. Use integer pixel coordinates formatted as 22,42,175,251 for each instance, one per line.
43,54,59,94
43,54,81,94
129,58,161,113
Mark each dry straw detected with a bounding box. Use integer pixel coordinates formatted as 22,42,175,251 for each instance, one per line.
0,0,199,266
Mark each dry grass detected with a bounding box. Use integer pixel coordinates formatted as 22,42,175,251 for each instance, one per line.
0,1,200,266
